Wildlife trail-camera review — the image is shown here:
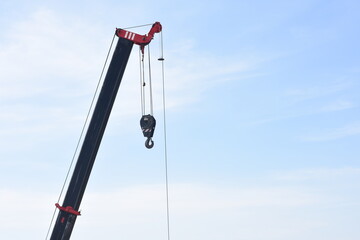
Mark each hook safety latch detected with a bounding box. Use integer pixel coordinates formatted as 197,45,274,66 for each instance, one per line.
140,114,156,149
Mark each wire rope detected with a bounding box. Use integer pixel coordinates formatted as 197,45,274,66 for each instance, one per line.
147,46,154,115
122,23,153,30
45,33,116,240
139,44,154,116
139,49,145,116
162,66,171,240
159,30,171,240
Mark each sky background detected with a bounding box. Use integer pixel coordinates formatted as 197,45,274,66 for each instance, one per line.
1,0,359,239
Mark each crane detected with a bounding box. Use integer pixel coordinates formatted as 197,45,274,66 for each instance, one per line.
49,22,162,240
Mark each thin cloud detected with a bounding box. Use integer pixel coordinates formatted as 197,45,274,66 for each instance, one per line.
0,8,260,143
246,80,357,126
300,122,360,142
0,181,346,239
275,167,360,181
285,80,353,102
320,100,355,112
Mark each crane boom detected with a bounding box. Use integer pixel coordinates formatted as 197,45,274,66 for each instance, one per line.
49,22,162,240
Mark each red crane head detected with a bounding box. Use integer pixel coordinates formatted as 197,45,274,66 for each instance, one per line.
116,22,162,53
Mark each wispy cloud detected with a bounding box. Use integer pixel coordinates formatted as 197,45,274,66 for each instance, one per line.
275,167,360,181
246,102,355,127
0,189,55,239
285,80,353,102
157,44,259,111
320,100,355,112
0,9,108,134
0,9,107,95
0,8,258,131
300,122,360,142
247,80,357,126
0,180,351,240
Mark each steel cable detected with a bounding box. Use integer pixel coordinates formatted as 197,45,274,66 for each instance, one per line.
159,30,171,240
45,33,116,240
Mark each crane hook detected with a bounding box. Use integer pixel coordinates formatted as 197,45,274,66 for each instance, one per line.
140,114,156,149
145,137,154,149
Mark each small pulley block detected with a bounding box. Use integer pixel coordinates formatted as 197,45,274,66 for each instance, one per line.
140,114,156,149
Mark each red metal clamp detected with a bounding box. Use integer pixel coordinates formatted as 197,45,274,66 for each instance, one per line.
55,203,81,216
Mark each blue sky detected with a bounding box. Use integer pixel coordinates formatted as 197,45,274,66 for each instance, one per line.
1,0,359,239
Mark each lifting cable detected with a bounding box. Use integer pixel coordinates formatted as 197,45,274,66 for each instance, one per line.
139,41,156,149
139,28,171,240
148,46,154,116
159,30,172,240
123,23,154,30
139,49,145,115
138,47,154,116
45,33,116,240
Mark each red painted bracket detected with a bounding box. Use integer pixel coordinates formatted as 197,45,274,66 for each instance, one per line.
55,203,81,216
116,22,162,53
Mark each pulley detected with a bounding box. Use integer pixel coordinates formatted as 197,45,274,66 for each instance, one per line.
140,114,156,149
